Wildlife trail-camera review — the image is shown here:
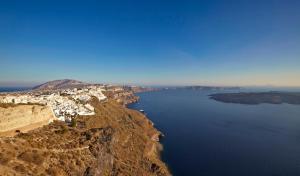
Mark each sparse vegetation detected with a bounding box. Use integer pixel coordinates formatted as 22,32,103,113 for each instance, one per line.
17,151,44,165
0,103,44,108
70,118,77,127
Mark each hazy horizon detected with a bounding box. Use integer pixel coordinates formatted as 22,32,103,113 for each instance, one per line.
1,79,300,89
1,0,300,87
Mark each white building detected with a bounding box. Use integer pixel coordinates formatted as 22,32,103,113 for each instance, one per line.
0,86,107,122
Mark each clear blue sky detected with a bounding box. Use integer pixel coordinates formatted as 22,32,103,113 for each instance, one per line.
1,0,300,86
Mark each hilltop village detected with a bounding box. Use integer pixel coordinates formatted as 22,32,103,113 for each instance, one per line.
0,84,142,123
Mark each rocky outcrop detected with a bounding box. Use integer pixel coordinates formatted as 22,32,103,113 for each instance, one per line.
0,104,55,136
104,90,139,106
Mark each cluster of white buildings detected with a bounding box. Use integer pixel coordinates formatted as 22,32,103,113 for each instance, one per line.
0,86,107,122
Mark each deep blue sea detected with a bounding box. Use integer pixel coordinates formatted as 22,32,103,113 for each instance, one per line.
128,89,300,176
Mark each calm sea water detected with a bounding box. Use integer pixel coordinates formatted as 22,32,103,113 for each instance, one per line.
128,89,300,176
0,87,31,93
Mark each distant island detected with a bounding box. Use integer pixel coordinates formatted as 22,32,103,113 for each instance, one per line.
210,92,300,105
164,86,240,91
183,86,240,90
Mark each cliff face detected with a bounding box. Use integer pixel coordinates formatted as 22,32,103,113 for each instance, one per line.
0,99,170,176
104,90,139,106
0,104,55,136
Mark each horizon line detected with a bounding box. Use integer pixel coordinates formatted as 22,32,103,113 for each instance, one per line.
0,81,300,89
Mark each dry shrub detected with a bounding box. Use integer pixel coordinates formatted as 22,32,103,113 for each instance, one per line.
46,167,67,176
17,151,44,165
0,103,17,108
14,164,26,173
0,153,10,165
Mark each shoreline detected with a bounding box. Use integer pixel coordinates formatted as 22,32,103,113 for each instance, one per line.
126,94,171,174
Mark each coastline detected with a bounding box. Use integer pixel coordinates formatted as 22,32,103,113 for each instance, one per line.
125,89,174,175
126,92,171,174
125,93,170,169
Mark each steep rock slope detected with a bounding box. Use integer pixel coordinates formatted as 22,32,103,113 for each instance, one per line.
0,104,55,136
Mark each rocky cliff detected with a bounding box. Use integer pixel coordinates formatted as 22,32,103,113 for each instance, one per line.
0,104,55,136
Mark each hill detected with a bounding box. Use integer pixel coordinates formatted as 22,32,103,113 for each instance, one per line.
32,79,88,90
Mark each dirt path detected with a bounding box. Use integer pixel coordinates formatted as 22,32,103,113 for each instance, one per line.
31,146,89,153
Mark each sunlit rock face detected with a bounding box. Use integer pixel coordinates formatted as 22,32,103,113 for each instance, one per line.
0,104,55,135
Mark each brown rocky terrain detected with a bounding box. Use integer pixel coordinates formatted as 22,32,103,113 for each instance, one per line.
0,98,170,176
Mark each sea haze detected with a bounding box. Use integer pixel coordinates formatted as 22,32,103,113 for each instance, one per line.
0,87,31,93
128,89,300,176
